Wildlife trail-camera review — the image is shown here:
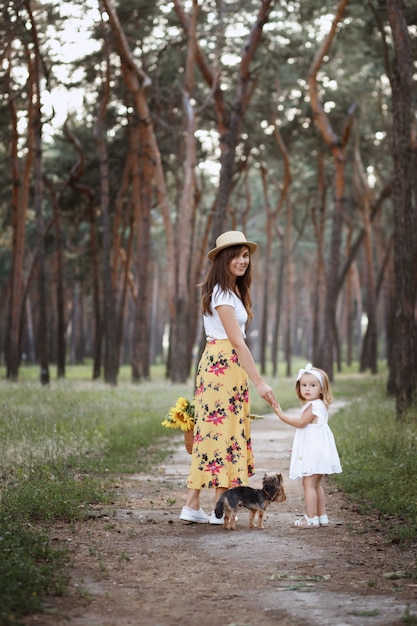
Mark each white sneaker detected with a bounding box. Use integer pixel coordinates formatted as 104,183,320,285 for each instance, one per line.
179,506,210,523
209,510,224,525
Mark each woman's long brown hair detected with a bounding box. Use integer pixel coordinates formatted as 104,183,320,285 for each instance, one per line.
201,245,253,320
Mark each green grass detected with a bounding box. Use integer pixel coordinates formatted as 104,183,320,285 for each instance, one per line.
0,513,68,626
0,367,193,623
0,362,416,622
329,377,417,545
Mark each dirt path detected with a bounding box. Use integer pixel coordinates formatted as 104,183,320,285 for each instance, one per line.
25,403,417,626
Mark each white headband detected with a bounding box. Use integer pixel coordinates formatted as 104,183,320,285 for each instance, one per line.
296,363,323,387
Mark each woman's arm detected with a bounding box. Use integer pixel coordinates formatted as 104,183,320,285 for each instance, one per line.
216,305,277,407
274,403,315,428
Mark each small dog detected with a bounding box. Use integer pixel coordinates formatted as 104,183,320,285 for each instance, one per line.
214,473,286,530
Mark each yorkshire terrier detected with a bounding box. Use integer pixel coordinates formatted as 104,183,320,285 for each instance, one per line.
214,473,286,530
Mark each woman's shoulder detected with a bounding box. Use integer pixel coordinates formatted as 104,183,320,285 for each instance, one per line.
212,284,237,304
213,283,233,294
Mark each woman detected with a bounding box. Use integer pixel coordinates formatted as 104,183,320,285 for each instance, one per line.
179,230,278,524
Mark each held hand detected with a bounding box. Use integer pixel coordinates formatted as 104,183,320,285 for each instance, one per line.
274,403,284,419
255,382,278,409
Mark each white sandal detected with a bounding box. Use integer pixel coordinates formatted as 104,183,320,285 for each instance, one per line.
293,514,319,529
319,515,329,526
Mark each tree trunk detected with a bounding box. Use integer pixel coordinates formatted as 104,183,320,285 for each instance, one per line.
271,245,285,377
5,49,33,380
44,181,66,378
259,163,273,375
284,198,294,378
64,127,102,379
169,0,198,383
260,120,290,375
311,152,327,365
89,199,103,380
354,145,378,374
386,0,417,417
132,120,152,382
33,98,49,386
24,296,36,364
93,46,118,385
26,1,49,385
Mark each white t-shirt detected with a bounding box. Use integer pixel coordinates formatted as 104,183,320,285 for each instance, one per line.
203,285,248,339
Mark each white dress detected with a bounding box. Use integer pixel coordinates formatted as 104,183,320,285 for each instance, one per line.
289,399,342,480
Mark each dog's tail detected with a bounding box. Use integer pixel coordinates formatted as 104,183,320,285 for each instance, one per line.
214,497,224,519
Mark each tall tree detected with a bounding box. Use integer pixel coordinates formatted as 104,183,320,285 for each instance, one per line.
173,0,275,238
212,0,274,236
100,0,179,379
93,37,119,385
25,0,50,386
131,118,153,382
168,0,199,382
43,180,66,378
64,126,103,380
354,133,378,374
307,0,354,379
385,0,417,416
4,3,35,380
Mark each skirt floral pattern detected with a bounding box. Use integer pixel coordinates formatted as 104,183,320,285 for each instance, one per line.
186,339,254,490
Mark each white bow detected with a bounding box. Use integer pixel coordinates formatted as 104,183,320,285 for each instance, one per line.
296,363,323,386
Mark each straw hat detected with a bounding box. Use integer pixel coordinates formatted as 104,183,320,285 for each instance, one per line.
207,230,258,261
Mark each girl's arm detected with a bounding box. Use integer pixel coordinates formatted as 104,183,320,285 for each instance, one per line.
274,403,315,429
216,305,277,408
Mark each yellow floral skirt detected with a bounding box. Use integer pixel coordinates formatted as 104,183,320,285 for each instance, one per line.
186,339,254,490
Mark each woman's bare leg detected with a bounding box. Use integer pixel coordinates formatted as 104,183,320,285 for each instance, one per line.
184,488,200,510
215,487,227,504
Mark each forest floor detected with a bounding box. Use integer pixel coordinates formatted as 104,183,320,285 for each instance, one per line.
23,404,417,626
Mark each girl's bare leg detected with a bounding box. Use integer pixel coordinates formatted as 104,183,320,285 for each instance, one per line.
302,474,323,518
316,476,326,517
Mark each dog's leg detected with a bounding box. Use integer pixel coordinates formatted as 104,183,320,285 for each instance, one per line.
249,509,257,529
258,509,265,529
230,508,237,530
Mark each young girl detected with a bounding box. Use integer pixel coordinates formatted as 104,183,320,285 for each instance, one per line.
273,363,342,528
179,231,278,525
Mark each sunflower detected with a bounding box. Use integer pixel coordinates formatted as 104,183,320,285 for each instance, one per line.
161,397,195,432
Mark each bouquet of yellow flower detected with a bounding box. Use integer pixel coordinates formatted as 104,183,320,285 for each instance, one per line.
162,397,264,455
161,396,195,432
162,397,264,432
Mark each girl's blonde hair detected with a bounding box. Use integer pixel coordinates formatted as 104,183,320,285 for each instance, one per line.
295,366,333,408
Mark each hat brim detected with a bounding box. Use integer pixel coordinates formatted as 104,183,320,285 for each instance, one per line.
208,240,258,261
